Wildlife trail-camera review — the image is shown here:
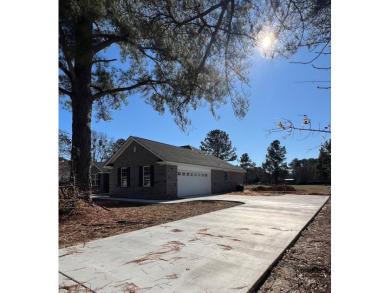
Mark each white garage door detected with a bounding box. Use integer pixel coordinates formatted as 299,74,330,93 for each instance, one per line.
177,167,211,197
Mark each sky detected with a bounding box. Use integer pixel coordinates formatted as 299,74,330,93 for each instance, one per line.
59,44,331,166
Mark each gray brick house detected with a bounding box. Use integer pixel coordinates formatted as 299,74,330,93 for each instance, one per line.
103,136,245,199
91,162,110,193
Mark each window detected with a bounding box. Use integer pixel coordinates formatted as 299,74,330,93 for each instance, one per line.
224,172,229,182
205,174,207,177
143,166,151,187
133,146,136,153
187,173,190,176
178,172,181,176
121,168,128,187
92,174,99,186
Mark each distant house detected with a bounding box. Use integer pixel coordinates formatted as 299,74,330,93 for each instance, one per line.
91,162,110,193
59,157,71,183
103,136,245,199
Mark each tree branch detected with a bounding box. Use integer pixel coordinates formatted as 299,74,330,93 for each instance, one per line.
175,1,228,27
92,35,127,55
290,40,331,65
92,79,165,100
92,58,117,64
59,87,73,98
59,25,76,80
59,61,71,78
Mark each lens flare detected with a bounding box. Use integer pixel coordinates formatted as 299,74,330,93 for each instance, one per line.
256,29,277,59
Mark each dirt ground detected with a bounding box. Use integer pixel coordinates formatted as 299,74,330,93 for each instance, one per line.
59,200,240,249
228,184,330,197
256,198,331,293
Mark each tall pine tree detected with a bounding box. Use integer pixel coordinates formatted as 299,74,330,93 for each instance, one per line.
200,130,237,161
262,140,288,184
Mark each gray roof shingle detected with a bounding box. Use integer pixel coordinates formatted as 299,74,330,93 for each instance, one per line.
93,162,109,172
132,136,244,172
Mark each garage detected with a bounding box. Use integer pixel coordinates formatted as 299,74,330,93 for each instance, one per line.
177,166,211,197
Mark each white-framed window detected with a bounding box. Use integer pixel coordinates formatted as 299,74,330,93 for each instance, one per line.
121,168,128,187
91,174,99,186
143,166,151,187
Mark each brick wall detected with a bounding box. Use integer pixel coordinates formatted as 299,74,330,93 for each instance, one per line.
109,141,178,199
211,170,245,194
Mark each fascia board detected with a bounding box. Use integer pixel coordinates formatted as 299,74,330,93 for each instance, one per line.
104,137,165,168
104,137,134,167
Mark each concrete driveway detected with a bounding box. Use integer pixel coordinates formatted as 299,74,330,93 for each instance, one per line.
59,194,329,292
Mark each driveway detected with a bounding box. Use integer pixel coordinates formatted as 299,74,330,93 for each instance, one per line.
59,194,329,292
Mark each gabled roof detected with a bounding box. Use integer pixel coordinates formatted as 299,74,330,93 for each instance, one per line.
93,162,109,173
104,136,245,173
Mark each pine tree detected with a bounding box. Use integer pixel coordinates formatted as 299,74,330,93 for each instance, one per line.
262,140,287,184
200,130,237,161
314,140,331,183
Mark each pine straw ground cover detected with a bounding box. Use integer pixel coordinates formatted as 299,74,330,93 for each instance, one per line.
59,200,241,249
256,198,331,293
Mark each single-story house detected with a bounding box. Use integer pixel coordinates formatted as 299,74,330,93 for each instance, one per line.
91,162,110,193
103,136,245,199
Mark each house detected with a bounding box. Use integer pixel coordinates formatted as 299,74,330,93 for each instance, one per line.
103,136,245,199
59,157,71,184
91,162,110,193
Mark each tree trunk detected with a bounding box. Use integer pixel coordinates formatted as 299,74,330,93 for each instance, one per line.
70,17,94,193
71,96,93,191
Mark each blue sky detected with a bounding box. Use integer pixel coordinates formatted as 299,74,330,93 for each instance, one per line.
59,45,330,166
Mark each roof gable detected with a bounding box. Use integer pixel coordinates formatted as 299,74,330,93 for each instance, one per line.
104,136,244,172
93,162,109,172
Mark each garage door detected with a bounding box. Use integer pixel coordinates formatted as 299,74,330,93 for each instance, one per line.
177,168,211,197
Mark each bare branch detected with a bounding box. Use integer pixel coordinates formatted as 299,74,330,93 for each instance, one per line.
290,40,331,65
267,116,331,141
312,64,331,70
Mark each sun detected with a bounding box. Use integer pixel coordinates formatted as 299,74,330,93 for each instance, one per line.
262,35,272,49
256,29,277,58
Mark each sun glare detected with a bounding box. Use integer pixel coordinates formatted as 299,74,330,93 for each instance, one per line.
256,29,277,59
262,36,272,49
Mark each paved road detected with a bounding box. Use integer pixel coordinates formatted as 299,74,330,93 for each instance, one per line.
59,194,329,292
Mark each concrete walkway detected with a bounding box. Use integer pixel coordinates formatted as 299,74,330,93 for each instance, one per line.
59,194,329,292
